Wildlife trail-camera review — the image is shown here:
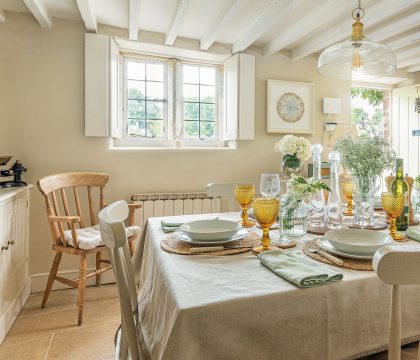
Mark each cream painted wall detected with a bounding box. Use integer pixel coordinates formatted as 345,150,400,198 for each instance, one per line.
0,13,351,276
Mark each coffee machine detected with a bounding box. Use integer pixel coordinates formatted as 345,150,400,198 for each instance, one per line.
0,156,27,188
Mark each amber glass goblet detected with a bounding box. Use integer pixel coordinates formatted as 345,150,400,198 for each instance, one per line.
381,192,406,241
342,180,354,216
252,197,279,255
234,185,255,228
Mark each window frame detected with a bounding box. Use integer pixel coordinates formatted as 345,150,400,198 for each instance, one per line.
116,54,225,149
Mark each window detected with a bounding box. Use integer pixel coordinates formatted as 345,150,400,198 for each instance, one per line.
122,56,221,147
182,65,217,140
125,59,167,139
351,87,391,140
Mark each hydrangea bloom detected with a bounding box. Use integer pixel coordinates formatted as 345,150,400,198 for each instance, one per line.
274,134,312,161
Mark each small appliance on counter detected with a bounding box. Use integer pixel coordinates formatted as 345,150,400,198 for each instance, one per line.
0,156,27,188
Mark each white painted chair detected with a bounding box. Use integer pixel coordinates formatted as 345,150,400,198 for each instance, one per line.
98,201,147,360
373,245,420,360
206,182,258,212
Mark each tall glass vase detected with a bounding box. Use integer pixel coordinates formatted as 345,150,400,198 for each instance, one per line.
353,176,376,228
280,196,308,237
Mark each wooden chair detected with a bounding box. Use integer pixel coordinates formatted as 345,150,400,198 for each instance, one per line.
98,200,148,360
373,245,420,360
37,172,141,326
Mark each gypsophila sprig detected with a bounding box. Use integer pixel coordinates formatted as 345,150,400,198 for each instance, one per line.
333,135,396,178
274,134,312,161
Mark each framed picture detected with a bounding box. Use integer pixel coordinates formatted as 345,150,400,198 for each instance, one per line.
266,80,315,134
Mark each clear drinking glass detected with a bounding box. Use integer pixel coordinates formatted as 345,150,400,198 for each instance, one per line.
260,173,281,198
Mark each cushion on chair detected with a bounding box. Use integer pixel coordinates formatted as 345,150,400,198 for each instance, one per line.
63,224,140,250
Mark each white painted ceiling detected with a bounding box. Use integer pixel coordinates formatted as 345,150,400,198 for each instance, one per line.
1,0,420,79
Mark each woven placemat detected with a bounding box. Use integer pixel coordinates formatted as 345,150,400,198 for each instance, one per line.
161,231,261,256
307,225,330,235
303,239,373,271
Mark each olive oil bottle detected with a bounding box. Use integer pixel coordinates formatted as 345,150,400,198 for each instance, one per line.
390,158,409,231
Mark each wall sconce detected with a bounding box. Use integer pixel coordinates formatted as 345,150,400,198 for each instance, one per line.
323,97,341,132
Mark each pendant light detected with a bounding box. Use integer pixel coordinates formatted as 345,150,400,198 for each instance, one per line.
317,1,396,81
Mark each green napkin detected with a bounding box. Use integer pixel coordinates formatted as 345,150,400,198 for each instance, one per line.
258,249,343,288
406,228,420,241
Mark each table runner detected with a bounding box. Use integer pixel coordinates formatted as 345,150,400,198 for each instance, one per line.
132,213,420,360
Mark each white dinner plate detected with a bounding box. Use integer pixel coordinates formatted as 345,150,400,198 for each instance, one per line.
174,228,248,246
324,229,392,254
180,219,241,241
317,238,374,260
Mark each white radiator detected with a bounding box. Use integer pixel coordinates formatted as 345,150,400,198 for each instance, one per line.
131,192,220,227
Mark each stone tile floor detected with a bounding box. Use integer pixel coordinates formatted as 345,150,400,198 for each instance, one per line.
0,284,120,360
0,283,418,359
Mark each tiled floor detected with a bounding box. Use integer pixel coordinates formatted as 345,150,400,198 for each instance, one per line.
0,284,121,360
1,284,419,359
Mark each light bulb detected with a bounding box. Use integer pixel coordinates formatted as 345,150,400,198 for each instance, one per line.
352,45,363,71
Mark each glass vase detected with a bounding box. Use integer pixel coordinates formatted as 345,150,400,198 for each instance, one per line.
352,176,376,228
282,154,302,177
280,198,308,237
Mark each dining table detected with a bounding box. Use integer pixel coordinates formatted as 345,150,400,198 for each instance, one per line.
132,212,420,360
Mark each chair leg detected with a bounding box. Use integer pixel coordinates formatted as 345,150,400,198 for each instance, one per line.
41,252,62,308
129,240,135,257
417,341,420,360
96,252,101,286
388,285,401,360
77,254,87,326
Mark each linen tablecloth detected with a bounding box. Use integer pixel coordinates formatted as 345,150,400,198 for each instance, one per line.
132,213,420,360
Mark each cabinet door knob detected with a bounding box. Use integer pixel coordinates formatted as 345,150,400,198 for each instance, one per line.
8,240,14,245
1,245,9,251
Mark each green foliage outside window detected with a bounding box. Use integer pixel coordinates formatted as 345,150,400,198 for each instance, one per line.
351,87,385,134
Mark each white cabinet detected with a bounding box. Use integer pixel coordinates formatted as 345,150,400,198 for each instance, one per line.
0,186,31,344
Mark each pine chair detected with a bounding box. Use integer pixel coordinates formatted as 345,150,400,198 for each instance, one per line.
37,172,141,326
373,245,420,360
98,200,148,360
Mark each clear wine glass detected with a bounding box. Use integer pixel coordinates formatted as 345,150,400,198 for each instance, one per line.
260,173,281,198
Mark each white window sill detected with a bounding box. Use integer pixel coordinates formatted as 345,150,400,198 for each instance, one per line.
108,139,237,151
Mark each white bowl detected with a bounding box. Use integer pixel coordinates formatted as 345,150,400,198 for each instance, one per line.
180,219,241,241
325,229,393,254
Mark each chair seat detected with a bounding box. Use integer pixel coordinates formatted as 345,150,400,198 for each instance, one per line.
63,224,140,250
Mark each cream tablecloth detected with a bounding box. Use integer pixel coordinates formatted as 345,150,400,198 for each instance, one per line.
132,213,420,360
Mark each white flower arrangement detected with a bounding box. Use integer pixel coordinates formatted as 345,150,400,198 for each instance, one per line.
274,134,312,161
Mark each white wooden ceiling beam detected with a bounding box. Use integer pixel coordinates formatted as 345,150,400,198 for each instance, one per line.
397,56,420,69
129,0,141,40
291,0,418,60
397,46,420,61
264,0,353,56
22,0,52,27
165,0,192,46
76,0,97,32
200,0,247,51
386,31,420,51
232,0,304,54
0,10,5,22
406,63,420,73
368,11,420,43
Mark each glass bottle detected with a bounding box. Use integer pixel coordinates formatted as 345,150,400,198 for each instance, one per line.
391,159,409,231
327,151,342,229
308,143,326,228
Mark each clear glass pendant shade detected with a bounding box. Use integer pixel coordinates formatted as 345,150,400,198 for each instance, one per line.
318,38,397,81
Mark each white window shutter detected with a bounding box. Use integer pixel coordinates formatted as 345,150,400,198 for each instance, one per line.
222,53,255,141
109,37,122,139
223,55,239,141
